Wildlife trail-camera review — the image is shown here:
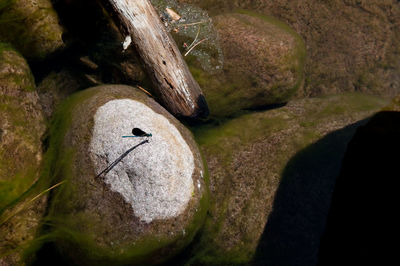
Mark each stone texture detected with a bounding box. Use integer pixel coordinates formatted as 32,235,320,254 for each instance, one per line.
0,43,45,209
189,11,305,117
0,0,64,60
90,99,195,223
37,69,88,120
0,44,46,266
45,85,208,265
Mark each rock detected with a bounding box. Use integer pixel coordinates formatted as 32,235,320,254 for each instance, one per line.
37,69,89,120
0,43,45,210
0,190,48,266
179,0,400,98
0,44,46,265
45,85,208,265
0,0,64,60
186,93,388,265
189,11,305,117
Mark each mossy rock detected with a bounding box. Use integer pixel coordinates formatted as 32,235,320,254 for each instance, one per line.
0,44,46,265
0,0,64,60
0,44,45,210
187,93,388,265
188,11,305,117
45,85,208,265
0,187,48,266
383,94,400,112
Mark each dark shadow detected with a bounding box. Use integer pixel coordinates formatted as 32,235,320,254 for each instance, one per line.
317,111,400,266
31,241,70,266
253,118,371,266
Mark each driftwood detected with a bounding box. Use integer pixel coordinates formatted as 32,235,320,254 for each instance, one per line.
99,0,209,119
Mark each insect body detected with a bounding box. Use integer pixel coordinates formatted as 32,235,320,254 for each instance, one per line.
123,128,152,138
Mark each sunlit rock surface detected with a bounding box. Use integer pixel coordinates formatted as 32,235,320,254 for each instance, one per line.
90,99,195,223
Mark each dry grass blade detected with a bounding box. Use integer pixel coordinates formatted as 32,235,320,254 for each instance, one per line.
0,181,66,226
186,26,201,51
184,38,208,57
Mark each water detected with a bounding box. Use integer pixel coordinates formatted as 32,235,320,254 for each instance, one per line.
151,0,224,73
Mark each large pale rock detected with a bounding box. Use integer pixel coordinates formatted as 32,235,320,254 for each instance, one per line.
0,44,46,265
0,0,64,60
186,93,388,265
46,85,208,265
189,11,305,117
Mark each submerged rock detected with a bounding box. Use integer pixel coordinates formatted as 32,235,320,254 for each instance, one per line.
46,85,208,265
179,0,400,98
0,0,64,60
0,44,46,265
189,11,305,117
188,93,388,265
37,69,89,120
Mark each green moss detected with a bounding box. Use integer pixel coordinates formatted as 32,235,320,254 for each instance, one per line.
0,44,35,91
0,0,63,60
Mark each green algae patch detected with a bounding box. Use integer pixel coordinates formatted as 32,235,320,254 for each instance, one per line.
0,0,64,60
40,85,208,265
186,93,388,264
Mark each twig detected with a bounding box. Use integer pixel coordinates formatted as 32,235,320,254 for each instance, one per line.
136,85,153,97
184,38,208,57
178,20,209,27
186,26,201,51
